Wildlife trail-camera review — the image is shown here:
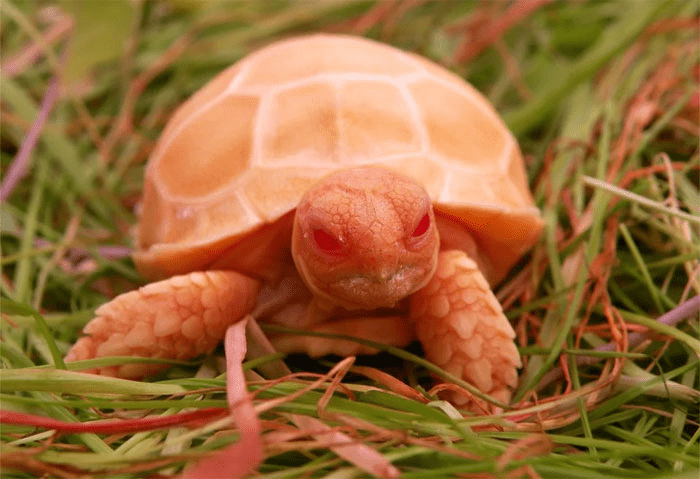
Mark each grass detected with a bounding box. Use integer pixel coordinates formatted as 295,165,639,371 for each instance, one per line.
1,0,699,478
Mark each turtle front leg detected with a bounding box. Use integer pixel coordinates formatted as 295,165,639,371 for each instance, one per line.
65,271,260,379
410,250,521,410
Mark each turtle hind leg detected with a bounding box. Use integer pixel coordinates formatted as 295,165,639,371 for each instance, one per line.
66,271,260,379
410,250,521,411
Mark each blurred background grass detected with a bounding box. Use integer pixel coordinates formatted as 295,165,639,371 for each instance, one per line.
1,1,698,478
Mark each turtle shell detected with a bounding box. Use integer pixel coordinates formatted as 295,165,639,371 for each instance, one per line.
134,34,543,284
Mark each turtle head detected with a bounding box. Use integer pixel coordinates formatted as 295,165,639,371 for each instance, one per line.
292,167,439,309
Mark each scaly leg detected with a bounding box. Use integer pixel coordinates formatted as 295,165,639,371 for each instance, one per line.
410,250,521,410
65,271,260,379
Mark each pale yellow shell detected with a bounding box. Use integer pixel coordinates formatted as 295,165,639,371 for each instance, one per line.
135,34,543,283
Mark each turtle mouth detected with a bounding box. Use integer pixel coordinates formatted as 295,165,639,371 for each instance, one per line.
328,265,431,309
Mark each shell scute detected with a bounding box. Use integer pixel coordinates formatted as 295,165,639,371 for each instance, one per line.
242,166,329,220
260,82,339,165
339,81,422,161
408,78,508,167
154,94,259,198
154,63,244,154
236,35,421,90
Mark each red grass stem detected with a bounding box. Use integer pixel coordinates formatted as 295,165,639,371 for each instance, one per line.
0,408,229,434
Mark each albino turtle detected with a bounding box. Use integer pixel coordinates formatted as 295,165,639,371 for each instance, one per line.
66,34,543,407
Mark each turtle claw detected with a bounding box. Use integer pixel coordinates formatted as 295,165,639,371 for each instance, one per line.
411,250,521,411
65,271,260,379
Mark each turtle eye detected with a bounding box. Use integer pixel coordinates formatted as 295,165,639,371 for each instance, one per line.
411,213,431,238
313,228,341,252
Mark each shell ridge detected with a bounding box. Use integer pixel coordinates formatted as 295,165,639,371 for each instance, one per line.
248,159,339,169
436,194,541,215
234,187,263,222
223,59,252,95
397,80,430,153
500,138,536,207
399,71,433,84
333,79,343,164
438,168,454,203
265,72,406,96
500,139,517,174
231,72,422,98
250,87,268,168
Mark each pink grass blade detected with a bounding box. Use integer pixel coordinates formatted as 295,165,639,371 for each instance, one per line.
180,318,263,479
1,71,61,201
291,414,401,479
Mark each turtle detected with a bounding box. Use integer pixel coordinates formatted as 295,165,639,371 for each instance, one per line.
66,34,543,407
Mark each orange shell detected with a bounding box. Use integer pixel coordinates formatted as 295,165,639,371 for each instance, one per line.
135,34,543,283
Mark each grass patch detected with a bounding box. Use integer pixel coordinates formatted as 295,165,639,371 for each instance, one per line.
2,1,698,478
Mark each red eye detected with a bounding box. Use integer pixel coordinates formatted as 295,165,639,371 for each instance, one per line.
412,214,430,237
313,228,341,252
